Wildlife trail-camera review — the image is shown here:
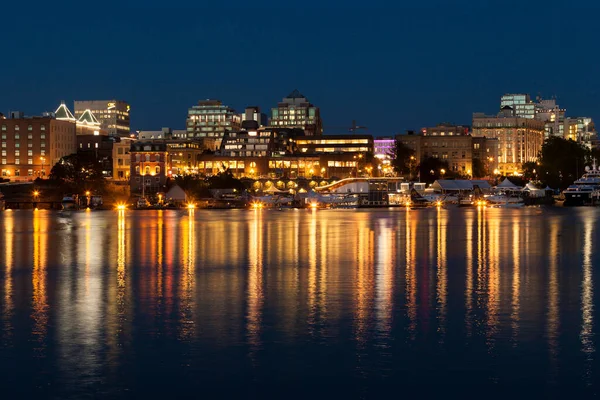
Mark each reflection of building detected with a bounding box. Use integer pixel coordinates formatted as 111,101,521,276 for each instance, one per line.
472,108,543,175
186,100,241,146
129,141,168,194
1,114,76,181
74,100,130,137
397,133,499,176
269,90,322,136
295,135,373,154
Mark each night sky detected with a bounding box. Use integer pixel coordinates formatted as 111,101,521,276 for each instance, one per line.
1,1,599,136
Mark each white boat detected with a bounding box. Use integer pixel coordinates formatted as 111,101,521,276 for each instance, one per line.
485,194,524,206
563,164,600,206
61,196,78,211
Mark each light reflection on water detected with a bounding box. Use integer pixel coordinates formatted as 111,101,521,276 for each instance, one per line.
0,207,598,397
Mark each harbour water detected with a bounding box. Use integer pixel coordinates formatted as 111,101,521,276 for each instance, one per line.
0,207,598,398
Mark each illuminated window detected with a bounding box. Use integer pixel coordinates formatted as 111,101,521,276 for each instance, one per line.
28,159,32,165
15,150,19,156
15,158,20,165
155,166,160,174
28,125,32,131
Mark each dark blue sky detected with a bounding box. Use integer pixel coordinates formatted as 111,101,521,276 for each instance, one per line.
1,1,599,136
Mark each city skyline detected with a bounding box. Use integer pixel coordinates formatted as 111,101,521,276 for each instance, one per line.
1,3,598,136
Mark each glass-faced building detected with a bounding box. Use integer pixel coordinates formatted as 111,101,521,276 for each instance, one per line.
500,94,535,119
186,100,241,142
270,90,322,136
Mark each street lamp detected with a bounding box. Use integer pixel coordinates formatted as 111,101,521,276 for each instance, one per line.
440,168,446,176
40,157,46,177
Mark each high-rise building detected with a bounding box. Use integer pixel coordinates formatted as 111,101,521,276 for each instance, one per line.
500,94,536,118
186,99,241,146
1,114,76,181
74,100,130,137
472,107,545,175
270,90,323,136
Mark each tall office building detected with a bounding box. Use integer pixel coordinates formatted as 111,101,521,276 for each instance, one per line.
74,100,130,137
270,90,323,136
186,99,241,143
500,94,536,118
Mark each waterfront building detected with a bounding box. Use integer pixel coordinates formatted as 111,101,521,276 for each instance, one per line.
1,113,76,181
397,132,499,177
269,90,323,136
77,135,115,176
195,153,359,180
295,135,373,154
186,99,241,147
129,141,168,194
113,137,135,180
74,100,130,137
472,108,544,175
166,140,204,176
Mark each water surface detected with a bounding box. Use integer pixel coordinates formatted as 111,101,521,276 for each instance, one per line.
0,207,598,398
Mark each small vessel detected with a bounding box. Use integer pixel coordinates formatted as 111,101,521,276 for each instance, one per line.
563,163,600,206
61,195,78,211
137,197,150,209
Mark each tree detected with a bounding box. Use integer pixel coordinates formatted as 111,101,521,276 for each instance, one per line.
418,157,450,184
521,161,537,181
207,169,245,191
49,153,105,190
390,139,415,177
472,158,486,178
537,137,590,189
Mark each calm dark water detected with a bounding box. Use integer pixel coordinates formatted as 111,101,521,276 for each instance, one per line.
0,207,598,399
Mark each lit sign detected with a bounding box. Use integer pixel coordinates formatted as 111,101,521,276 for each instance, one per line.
107,102,116,109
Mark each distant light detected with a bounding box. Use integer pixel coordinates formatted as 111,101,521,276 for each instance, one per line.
187,203,196,209
116,204,126,210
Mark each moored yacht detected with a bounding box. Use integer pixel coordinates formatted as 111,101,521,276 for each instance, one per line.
563,164,600,206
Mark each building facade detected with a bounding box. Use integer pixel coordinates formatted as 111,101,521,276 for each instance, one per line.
397,133,499,177
1,115,76,181
295,135,373,154
74,100,130,137
129,141,168,194
186,100,241,146
421,123,470,136
270,90,323,136
472,109,544,175
113,137,134,180
195,153,360,180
